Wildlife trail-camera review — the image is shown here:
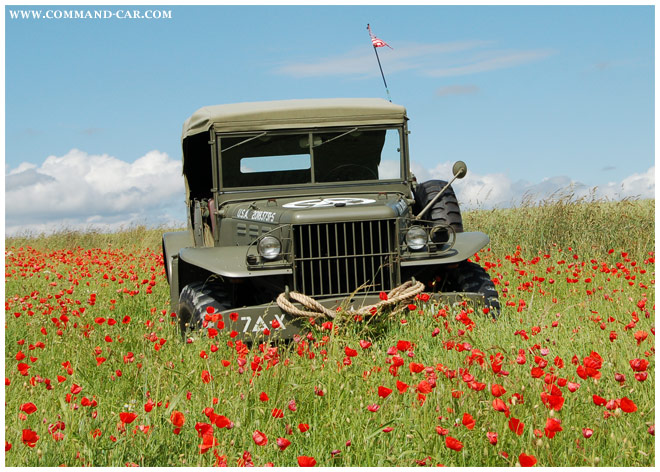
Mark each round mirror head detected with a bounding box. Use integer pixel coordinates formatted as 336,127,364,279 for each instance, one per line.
452,161,467,179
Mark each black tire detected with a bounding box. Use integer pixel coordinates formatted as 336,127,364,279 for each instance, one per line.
177,282,232,339
414,180,463,233
450,261,500,318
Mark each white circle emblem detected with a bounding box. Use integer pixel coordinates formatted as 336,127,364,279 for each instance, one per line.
283,197,376,209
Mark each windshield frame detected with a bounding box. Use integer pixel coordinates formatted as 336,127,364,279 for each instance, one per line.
215,125,407,193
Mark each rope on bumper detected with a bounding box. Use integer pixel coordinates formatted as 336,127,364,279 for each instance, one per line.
276,280,426,319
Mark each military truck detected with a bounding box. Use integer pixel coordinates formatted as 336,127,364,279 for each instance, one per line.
163,98,499,341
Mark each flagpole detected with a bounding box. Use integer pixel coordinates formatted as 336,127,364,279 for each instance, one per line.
367,24,392,102
372,45,391,102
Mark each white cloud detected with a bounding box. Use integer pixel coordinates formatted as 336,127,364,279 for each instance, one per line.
5,149,186,236
426,49,555,77
411,161,655,209
5,150,653,237
274,41,552,79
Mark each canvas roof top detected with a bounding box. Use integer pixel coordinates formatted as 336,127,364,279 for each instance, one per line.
182,98,407,139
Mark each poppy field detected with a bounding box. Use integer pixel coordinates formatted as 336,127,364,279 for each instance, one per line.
4,199,655,467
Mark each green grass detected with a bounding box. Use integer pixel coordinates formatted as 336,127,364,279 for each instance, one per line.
4,199,654,466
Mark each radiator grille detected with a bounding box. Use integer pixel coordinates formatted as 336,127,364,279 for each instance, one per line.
293,220,397,297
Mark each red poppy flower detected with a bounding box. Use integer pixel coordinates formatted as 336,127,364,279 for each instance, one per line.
194,423,212,439
519,453,537,467
396,340,411,352
396,380,409,394
508,417,524,435
170,411,185,428
259,392,269,402
540,384,565,411
359,340,372,349
344,346,358,357
297,456,317,467
277,437,291,451
120,412,137,424
19,403,37,415
416,380,432,394
629,358,649,372
213,451,227,467
491,384,506,397
462,413,476,430
620,397,637,413
592,394,606,406
634,330,648,345
378,386,393,398
635,372,648,382
492,398,510,417
143,399,155,412
298,423,310,433
544,418,562,438
445,436,463,451
252,430,268,446
367,404,380,412
21,429,39,447
201,370,213,383
487,431,498,445
567,382,580,392
198,433,218,454
435,426,449,436
215,415,231,429
409,362,425,374
271,408,284,418
530,367,544,378
582,428,594,438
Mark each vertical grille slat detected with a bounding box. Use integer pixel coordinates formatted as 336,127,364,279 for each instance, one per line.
293,220,397,297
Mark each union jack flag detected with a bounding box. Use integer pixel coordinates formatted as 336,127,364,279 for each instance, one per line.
367,24,393,49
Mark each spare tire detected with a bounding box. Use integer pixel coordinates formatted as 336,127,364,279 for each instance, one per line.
414,180,463,233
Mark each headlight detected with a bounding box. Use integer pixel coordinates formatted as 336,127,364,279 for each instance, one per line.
405,226,428,250
257,236,281,260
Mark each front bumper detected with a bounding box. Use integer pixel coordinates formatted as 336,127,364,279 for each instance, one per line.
199,290,486,343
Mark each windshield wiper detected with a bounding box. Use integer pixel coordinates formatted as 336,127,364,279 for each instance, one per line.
312,127,358,148
221,132,268,153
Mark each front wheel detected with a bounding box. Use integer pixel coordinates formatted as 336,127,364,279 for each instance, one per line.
450,261,500,318
177,282,232,338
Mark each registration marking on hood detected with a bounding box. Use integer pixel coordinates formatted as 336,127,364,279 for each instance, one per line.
282,197,376,209
236,208,277,223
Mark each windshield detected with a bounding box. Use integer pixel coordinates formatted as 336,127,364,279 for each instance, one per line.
218,127,403,189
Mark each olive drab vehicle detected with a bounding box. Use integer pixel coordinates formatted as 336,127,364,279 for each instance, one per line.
163,98,499,341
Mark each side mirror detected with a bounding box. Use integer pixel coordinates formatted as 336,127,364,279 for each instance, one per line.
452,160,467,179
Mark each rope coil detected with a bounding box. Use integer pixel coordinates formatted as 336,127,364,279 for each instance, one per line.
276,280,425,319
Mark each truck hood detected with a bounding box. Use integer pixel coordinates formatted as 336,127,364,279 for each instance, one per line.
226,193,410,225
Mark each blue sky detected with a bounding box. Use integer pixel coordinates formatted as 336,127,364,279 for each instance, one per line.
4,4,655,234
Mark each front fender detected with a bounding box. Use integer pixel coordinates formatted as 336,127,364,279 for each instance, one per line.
178,246,293,278
163,231,193,283
400,231,489,267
